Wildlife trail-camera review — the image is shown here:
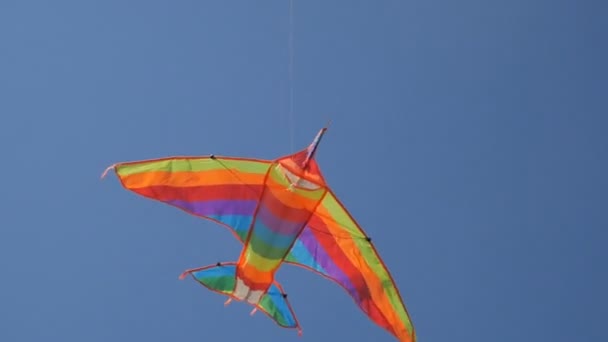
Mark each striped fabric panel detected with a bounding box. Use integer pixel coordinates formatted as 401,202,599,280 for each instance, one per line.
190,264,298,328
284,190,416,342
113,156,272,241
191,264,235,295
236,165,326,289
258,283,298,328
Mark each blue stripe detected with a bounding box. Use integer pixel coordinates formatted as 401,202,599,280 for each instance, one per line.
207,214,252,240
251,220,298,249
266,283,296,327
286,239,327,274
192,264,236,279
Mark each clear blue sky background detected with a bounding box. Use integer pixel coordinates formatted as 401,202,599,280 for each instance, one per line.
1,1,606,341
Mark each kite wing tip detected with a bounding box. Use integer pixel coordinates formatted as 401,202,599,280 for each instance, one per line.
100,164,117,179
178,270,190,280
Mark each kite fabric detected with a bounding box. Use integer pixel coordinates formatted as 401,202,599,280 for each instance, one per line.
102,127,416,341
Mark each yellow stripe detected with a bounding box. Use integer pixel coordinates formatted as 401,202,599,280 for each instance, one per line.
238,262,273,285
116,157,270,176
120,169,266,189
243,248,280,272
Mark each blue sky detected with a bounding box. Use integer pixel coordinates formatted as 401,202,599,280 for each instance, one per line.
1,1,606,341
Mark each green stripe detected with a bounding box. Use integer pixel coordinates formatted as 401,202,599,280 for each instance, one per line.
322,192,365,237
116,157,271,176
268,165,291,187
194,274,235,295
354,240,412,334
248,233,292,260
323,192,413,335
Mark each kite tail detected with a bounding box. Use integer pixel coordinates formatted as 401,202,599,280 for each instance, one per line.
179,262,302,336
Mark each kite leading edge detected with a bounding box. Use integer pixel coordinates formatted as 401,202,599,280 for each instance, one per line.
102,127,416,341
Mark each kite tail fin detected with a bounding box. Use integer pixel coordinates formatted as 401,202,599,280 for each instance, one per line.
179,262,302,336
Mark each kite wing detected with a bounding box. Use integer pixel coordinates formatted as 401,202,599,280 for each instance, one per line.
284,190,416,342
103,155,272,242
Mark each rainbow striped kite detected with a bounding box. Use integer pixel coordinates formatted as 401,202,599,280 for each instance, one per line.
102,127,416,341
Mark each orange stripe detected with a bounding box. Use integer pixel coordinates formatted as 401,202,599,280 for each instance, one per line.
260,188,315,223
119,170,266,189
316,204,408,340
238,263,273,288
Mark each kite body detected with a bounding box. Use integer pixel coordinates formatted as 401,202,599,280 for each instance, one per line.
103,128,416,341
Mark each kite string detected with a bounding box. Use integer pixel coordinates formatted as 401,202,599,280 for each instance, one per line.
288,0,295,152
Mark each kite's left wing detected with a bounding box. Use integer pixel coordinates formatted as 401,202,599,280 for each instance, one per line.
284,190,416,342
103,156,272,242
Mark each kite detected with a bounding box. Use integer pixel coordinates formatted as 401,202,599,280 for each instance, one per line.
101,127,416,341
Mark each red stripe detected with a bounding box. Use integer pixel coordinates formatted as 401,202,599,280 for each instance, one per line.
136,183,313,223
132,184,264,202
260,188,313,223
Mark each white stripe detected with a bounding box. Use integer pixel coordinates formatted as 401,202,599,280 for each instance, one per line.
233,277,264,304
279,165,321,190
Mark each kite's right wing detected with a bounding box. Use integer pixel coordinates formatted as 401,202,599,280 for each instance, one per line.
284,190,416,342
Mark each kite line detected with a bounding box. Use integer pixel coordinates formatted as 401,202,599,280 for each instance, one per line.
288,0,295,152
